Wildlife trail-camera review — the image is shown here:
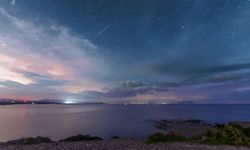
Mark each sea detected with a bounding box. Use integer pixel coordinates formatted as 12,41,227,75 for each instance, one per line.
0,104,250,141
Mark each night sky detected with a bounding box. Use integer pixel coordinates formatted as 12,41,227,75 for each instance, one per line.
0,0,250,103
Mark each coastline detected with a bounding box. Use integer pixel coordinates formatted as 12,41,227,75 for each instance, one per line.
1,120,250,150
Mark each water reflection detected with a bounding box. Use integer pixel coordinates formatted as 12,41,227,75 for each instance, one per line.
0,104,250,141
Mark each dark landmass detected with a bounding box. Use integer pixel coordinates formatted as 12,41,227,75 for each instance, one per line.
34,99,64,104
0,99,62,105
2,137,53,145
0,98,106,105
0,99,33,105
1,98,250,105
59,134,103,142
172,101,196,105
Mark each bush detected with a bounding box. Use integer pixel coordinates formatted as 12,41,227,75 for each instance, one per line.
147,125,250,146
214,124,226,129
5,136,53,145
91,136,103,141
60,134,103,142
201,125,250,146
146,132,188,144
245,128,250,137
111,136,121,139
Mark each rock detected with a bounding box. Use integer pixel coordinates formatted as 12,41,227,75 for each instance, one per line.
154,119,215,138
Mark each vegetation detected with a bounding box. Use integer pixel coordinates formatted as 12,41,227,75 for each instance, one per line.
5,136,53,145
146,132,188,144
59,134,103,142
200,125,250,146
111,136,121,139
147,125,250,147
1,134,103,145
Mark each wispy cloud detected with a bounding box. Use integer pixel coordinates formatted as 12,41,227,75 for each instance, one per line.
0,8,108,96
236,87,250,92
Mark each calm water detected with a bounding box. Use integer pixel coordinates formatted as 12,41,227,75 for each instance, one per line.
0,104,250,141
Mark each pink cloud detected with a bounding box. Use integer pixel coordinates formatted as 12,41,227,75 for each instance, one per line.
0,8,108,96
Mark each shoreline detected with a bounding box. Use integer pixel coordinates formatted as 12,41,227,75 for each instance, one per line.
1,120,250,149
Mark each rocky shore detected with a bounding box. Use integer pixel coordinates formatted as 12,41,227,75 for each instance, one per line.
153,119,214,138
1,139,250,150
1,120,250,150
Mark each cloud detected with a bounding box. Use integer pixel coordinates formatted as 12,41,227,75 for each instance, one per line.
73,72,247,102
152,62,250,76
116,80,144,88
0,65,34,85
0,8,108,95
196,63,250,74
51,80,105,94
76,80,182,100
236,87,250,92
206,74,242,83
1,1,250,103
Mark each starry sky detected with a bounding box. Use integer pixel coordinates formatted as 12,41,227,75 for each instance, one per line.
0,0,250,103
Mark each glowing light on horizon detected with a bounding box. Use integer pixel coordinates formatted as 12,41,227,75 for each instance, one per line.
64,100,76,104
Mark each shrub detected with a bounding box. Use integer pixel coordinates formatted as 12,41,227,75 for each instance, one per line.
5,136,53,145
147,124,250,146
60,134,103,142
111,136,120,139
91,136,103,141
201,125,250,146
245,128,250,137
214,124,225,129
146,132,188,144
221,125,249,145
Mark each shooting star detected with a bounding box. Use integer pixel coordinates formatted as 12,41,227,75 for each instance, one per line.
97,25,111,37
